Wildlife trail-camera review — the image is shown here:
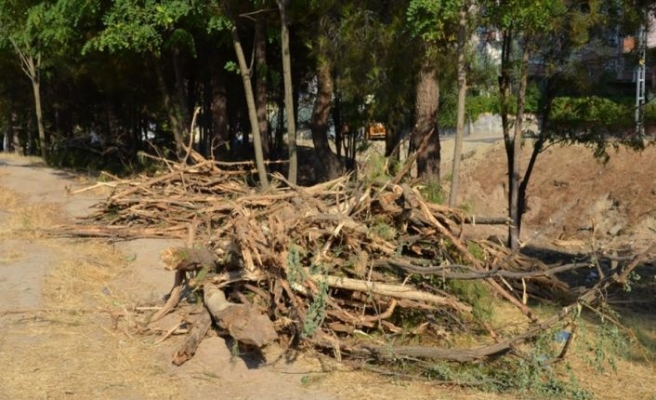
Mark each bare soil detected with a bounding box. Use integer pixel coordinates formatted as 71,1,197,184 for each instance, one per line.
1,130,655,399
451,138,656,253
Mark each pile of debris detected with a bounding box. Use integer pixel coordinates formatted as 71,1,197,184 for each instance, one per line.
76,150,646,367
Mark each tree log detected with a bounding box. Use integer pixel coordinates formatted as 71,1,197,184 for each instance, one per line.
317,274,472,314
172,307,212,366
464,216,511,225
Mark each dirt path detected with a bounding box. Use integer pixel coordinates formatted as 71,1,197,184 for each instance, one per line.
0,155,341,399
1,155,507,400
2,150,652,400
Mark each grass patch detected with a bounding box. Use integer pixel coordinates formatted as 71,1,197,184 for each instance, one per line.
4,203,67,239
0,239,186,399
419,181,445,204
361,152,392,183
0,186,23,211
449,280,493,321
370,219,397,241
0,247,23,266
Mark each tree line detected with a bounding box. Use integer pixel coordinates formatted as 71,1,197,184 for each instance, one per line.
0,0,653,248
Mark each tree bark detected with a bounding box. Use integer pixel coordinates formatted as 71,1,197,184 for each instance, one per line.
172,46,191,135
509,37,530,251
332,92,343,159
153,56,185,156
519,80,553,229
171,307,212,366
277,0,298,184
230,23,269,188
449,4,468,207
310,62,344,182
255,16,270,158
498,30,514,248
11,39,48,160
411,61,440,183
31,76,47,160
210,63,230,160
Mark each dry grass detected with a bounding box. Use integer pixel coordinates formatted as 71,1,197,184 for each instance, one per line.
0,240,185,399
0,153,44,165
0,248,23,266
0,203,68,239
0,186,23,211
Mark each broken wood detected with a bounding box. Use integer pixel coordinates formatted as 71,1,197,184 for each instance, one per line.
171,307,212,366
66,148,648,372
204,285,277,347
319,274,472,313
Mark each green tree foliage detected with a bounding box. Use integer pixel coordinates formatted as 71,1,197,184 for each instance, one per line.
83,0,193,54
0,0,650,187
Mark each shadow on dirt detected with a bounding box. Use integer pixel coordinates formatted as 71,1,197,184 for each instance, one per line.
521,243,656,361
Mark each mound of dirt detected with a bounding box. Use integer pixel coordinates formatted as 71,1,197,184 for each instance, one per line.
456,140,656,250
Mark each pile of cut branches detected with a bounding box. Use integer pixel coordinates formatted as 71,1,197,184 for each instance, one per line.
73,151,648,368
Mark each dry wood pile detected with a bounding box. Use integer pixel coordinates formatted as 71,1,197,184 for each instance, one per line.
77,151,646,367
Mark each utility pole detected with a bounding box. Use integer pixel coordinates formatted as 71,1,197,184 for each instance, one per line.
636,23,647,136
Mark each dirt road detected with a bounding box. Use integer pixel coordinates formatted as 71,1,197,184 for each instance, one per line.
1,155,502,400
0,155,340,399
2,142,653,399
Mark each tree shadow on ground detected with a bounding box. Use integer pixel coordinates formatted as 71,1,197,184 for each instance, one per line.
520,243,656,363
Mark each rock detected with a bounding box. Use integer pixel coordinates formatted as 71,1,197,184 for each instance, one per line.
215,304,278,348
608,224,623,236
204,285,277,348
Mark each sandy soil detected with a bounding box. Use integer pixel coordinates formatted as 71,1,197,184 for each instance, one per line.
451,137,656,253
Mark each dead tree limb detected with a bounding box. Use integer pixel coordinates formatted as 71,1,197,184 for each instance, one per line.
319,274,472,314
172,307,213,366
381,259,593,280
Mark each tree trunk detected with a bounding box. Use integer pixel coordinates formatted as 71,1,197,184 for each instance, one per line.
411,61,440,183
518,79,554,247
275,91,285,156
210,65,230,160
21,52,47,160
153,56,185,156
230,24,269,188
255,16,270,158
449,4,468,207
172,46,191,135
9,39,48,160
499,29,513,151
508,38,530,251
332,92,342,159
3,111,13,152
498,30,514,248
277,0,298,184
310,62,343,182
31,73,47,160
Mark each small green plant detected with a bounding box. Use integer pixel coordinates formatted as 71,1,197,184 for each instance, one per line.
466,242,485,262
287,243,304,287
229,339,240,360
448,279,492,321
303,278,328,338
419,181,445,204
361,152,391,183
622,271,641,293
423,350,593,399
371,220,397,241
577,319,630,374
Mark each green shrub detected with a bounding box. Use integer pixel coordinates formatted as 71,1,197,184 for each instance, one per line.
549,96,633,133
